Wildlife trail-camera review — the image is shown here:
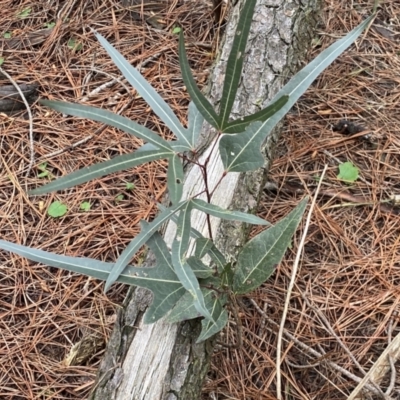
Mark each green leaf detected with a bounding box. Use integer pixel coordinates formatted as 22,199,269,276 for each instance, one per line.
0,57,4,66
220,262,234,287
222,95,289,134
47,201,67,218
172,201,214,322
261,16,373,140
187,256,213,278
167,289,211,323
159,203,227,272
179,31,221,129
105,201,190,292
94,31,189,146
67,38,82,52
142,231,186,322
219,120,264,172
17,7,31,18
337,161,359,182
192,199,270,225
167,288,226,329
197,300,228,343
172,102,204,152
233,197,308,294
29,147,170,195
0,236,185,324
167,154,184,204
194,238,213,259
44,22,55,29
40,100,173,152
115,194,124,202
218,0,257,129
172,27,181,34
126,182,135,190
80,201,91,211
3,32,11,39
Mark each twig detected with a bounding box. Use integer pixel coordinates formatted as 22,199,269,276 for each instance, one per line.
249,298,394,399
302,294,387,398
0,67,35,180
276,164,328,400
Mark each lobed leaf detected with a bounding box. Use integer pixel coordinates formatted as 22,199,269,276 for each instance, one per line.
233,197,308,294
105,201,190,292
219,120,265,172
167,288,225,326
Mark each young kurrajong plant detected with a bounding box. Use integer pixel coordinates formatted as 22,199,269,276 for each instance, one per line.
0,0,376,342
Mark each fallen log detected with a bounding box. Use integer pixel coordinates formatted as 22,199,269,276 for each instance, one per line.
89,0,321,398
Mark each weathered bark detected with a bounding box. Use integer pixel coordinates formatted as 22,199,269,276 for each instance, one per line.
89,0,321,398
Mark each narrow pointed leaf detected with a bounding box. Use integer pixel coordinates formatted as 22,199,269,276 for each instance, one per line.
172,201,214,322
0,237,185,323
187,256,213,278
159,203,227,271
245,15,375,143
233,197,308,294
30,147,170,195
208,246,226,273
40,100,172,152
105,200,189,292
192,198,270,225
219,0,257,128
94,32,188,145
186,101,204,149
223,95,289,133
167,154,184,204
179,31,221,129
197,302,228,343
172,101,205,152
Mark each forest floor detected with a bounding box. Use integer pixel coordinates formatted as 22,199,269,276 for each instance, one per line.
0,0,399,399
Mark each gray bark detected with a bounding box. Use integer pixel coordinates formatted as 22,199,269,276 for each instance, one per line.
89,0,321,398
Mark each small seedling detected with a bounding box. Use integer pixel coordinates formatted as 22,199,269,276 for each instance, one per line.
3,32,11,39
337,161,359,183
48,201,67,218
80,201,91,211
0,57,4,66
17,7,31,18
37,162,54,179
115,194,124,202
172,27,181,34
67,38,82,52
44,22,55,29
126,182,135,191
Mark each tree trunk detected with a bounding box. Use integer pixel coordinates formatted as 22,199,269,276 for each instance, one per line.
89,0,321,398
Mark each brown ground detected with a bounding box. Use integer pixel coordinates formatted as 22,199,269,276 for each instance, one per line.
0,0,399,399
